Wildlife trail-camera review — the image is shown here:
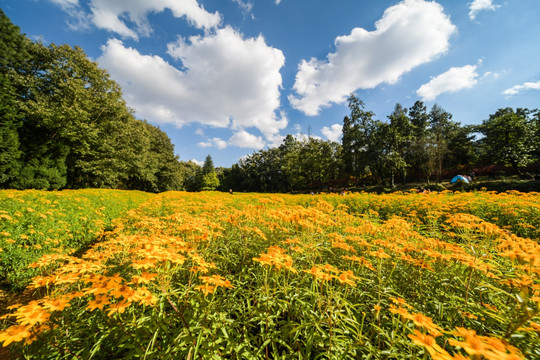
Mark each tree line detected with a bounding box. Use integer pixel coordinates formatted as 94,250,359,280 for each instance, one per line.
217,94,539,193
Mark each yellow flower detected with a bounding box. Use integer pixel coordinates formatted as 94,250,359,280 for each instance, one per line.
132,288,158,306
195,284,215,296
408,329,436,348
42,296,71,312
199,275,234,289
337,270,360,286
109,284,136,299
107,299,130,316
253,246,297,273
86,294,111,311
408,330,453,360
0,324,33,347
131,272,157,285
15,303,50,326
389,297,412,309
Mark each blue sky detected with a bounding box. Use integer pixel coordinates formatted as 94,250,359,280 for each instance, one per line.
2,0,539,167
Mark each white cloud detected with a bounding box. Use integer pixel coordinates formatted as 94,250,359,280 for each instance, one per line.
197,130,266,150
289,0,456,116
265,133,285,148
190,159,204,166
98,27,287,140
417,64,479,101
50,0,221,39
228,130,265,149
275,0,282,4
232,0,254,19
48,0,90,31
321,124,343,142
469,0,500,20
49,0,79,10
482,71,497,79
198,137,228,149
502,80,540,96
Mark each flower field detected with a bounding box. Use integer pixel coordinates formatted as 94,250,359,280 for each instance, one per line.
0,189,539,359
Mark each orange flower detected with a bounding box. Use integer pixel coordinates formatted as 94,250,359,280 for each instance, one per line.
131,272,158,285
304,266,335,281
408,329,436,348
42,296,71,312
132,287,158,306
253,246,297,273
337,270,360,286
409,313,443,337
107,299,130,316
370,249,391,259
408,330,453,359
86,294,111,311
199,275,234,289
195,284,215,296
0,324,33,347
109,284,136,299
15,303,50,326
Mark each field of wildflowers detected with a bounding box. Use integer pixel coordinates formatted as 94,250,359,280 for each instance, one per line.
0,189,538,359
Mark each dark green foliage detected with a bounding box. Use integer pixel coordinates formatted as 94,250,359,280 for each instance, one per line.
0,74,21,187
180,160,203,192
202,154,215,175
0,11,184,191
200,155,219,191
0,8,28,187
221,136,342,193
479,108,537,177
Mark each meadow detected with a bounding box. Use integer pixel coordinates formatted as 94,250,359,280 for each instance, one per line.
0,189,538,359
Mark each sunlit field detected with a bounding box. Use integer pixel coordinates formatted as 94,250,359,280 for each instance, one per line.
0,190,538,359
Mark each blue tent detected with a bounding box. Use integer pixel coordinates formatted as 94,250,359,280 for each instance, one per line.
450,175,469,184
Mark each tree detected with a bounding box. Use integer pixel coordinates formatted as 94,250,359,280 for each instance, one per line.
387,103,413,184
280,135,304,192
0,9,29,187
181,161,202,191
298,138,341,191
202,155,215,175
201,172,220,191
342,94,377,184
445,124,477,169
0,73,22,187
0,11,185,192
480,108,536,177
531,109,540,162
429,104,453,183
200,155,219,191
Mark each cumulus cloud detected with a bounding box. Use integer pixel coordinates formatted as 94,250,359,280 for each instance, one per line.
321,124,343,142
228,130,265,149
198,138,228,150
197,130,266,150
49,0,221,39
469,0,500,20
289,0,456,116
417,64,479,101
502,80,540,96
98,26,287,141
